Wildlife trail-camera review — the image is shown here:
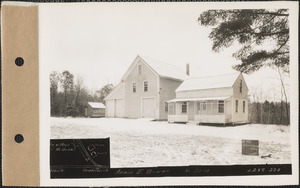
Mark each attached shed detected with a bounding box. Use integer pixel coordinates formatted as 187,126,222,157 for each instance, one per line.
105,82,125,118
85,102,106,118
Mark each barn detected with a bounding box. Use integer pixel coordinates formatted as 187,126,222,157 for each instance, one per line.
167,73,249,125
104,55,188,120
85,102,106,118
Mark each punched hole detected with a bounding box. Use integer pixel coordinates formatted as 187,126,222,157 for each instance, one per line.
15,134,24,143
15,57,24,66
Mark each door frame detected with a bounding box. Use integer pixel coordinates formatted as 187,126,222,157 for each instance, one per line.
115,99,124,118
106,99,115,118
188,101,195,121
140,97,156,118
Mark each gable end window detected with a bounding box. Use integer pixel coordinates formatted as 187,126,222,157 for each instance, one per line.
138,64,142,75
144,81,148,92
133,83,136,93
235,100,238,113
239,80,242,93
243,101,246,113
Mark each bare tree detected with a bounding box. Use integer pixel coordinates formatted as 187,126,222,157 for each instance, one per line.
277,67,289,125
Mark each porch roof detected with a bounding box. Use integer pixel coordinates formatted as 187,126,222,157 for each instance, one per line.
167,96,230,102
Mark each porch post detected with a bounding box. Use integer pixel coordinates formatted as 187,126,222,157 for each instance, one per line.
174,102,176,115
194,101,196,117
224,100,226,126
187,101,189,116
231,97,234,124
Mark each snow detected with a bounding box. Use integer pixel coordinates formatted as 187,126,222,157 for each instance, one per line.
87,102,106,108
168,96,230,102
139,55,188,81
51,117,291,168
176,73,240,92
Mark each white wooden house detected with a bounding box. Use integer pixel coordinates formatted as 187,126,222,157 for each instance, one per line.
167,73,248,125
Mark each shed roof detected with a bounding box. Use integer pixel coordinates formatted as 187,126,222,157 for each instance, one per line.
176,73,241,92
87,102,106,109
139,56,188,81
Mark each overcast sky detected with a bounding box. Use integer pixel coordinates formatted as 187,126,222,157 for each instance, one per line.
39,3,291,101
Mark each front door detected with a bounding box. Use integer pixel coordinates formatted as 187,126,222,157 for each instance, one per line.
188,101,194,121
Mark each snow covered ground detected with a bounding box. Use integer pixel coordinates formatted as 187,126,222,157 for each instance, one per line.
51,117,291,167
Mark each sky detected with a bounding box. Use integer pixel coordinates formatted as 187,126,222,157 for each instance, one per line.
39,3,292,102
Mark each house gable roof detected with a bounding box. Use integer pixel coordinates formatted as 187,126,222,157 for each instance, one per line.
121,55,188,82
87,102,106,109
176,72,245,92
232,73,249,91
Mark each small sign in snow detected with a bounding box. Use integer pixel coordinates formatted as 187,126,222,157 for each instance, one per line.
242,140,259,156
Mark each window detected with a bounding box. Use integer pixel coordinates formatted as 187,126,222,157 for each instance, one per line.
239,80,242,93
182,102,187,113
169,103,174,115
138,64,142,75
133,83,136,92
197,102,200,111
165,102,168,112
218,100,224,113
243,101,246,113
235,100,238,113
144,81,148,92
197,102,206,111
202,102,206,110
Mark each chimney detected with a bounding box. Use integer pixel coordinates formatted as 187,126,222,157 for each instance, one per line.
186,63,190,76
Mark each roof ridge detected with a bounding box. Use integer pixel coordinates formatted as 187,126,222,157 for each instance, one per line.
139,55,184,70
187,72,240,80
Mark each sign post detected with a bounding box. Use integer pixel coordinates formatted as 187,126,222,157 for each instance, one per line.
242,140,259,156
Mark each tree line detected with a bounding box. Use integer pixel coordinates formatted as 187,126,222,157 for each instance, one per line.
49,71,290,125
50,70,113,117
248,100,290,125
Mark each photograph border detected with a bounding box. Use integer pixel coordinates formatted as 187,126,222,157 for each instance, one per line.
33,0,299,186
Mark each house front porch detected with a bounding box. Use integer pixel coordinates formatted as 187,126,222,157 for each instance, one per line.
167,96,232,125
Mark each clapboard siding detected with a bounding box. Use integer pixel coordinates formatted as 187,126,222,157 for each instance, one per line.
124,59,159,118
159,78,182,120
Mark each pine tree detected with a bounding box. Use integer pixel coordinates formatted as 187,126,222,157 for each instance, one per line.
198,9,289,74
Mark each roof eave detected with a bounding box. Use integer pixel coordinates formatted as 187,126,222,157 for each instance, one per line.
176,86,232,93
121,55,160,82
159,75,185,82
104,82,123,100
120,55,141,81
